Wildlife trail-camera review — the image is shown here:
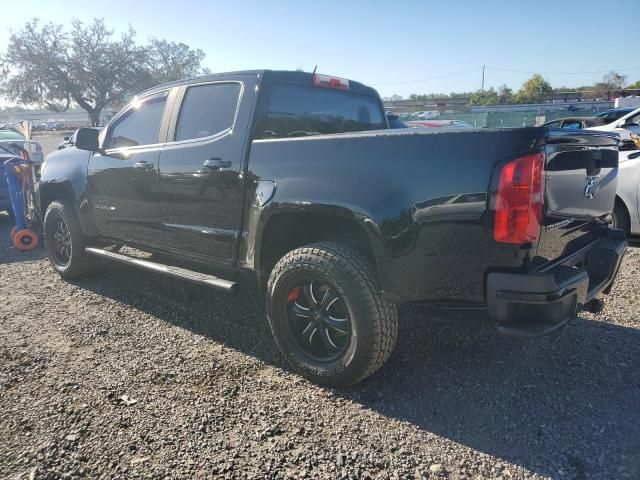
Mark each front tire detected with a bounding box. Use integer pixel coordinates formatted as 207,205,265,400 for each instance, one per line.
44,200,96,279
267,241,398,387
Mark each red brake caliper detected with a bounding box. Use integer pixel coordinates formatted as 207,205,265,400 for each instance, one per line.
287,287,301,303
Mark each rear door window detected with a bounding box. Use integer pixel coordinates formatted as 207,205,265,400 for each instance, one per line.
258,84,386,139
175,82,242,141
107,92,168,149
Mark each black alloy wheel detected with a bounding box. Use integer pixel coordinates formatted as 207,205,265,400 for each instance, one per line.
51,216,72,266
287,280,352,361
267,241,399,387
44,200,97,279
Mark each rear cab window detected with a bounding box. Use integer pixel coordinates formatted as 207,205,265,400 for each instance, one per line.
175,82,242,141
257,82,387,139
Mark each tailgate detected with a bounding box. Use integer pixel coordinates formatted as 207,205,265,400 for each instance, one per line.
536,130,619,261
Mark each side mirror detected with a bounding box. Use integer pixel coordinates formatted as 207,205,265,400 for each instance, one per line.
75,128,100,151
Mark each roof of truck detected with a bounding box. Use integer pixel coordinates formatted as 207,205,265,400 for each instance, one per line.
138,70,379,99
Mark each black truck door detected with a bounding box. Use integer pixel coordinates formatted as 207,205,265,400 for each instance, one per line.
157,75,257,262
88,91,172,245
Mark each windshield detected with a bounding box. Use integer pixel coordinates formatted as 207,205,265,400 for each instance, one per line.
258,84,386,139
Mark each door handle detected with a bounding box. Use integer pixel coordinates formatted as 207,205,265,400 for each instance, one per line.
202,158,232,171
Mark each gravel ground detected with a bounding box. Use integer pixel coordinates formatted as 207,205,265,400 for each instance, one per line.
1,212,639,480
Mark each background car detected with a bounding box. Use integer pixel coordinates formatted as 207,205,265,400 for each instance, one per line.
612,147,640,235
0,129,44,173
595,108,636,123
542,117,606,129
386,112,407,129
588,107,640,143
405,119,474,128
415,110,440,119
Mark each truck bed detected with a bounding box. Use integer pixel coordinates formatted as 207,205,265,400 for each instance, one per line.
248,127,619,304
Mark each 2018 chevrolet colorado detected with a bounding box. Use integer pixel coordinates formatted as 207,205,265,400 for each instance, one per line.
37,70,626,386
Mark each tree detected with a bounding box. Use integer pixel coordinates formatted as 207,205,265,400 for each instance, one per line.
628,80,640,89
603,70,626,90
515,74,552,104
592,82,611,100
145,39,209,85
497,84,513,104
590,71,629,100
468,88,498,106
1,18,208,125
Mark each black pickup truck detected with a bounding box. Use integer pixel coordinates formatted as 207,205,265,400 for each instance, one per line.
37,70,626,386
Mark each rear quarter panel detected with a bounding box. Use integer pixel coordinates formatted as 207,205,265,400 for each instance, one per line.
246,128,546,303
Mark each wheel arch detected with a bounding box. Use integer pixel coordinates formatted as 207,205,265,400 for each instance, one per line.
256,207,383,281
39,180,98,237
39,180,75,214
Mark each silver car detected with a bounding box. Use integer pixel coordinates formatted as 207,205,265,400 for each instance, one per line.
614,148,640,235
0,129,44,173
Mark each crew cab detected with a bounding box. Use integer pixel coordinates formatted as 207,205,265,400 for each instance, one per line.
37,70,626,386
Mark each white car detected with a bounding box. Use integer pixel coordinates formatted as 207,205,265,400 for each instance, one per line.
416,110,440,119
613,147,640,235
588,107,640,143
584,107,640,236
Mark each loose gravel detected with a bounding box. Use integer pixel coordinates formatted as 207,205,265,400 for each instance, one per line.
1,212,639,479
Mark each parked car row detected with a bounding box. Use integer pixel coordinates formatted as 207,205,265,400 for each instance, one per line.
386,112,473,130
31,122,69,131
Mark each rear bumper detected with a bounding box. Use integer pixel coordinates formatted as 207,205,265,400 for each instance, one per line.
487,229,626,337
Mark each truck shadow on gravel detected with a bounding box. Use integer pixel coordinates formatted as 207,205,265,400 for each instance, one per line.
65,254,640,479
356,306,640,478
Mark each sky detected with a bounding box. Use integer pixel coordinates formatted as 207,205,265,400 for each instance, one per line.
0,0,639,99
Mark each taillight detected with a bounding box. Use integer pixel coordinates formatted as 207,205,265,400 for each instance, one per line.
493,152,545,244
312,73,349,91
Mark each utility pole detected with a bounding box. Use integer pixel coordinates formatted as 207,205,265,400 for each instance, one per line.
481,65,485,95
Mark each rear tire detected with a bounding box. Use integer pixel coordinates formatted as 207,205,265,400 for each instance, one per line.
267,241,398,387
44,200,97,279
